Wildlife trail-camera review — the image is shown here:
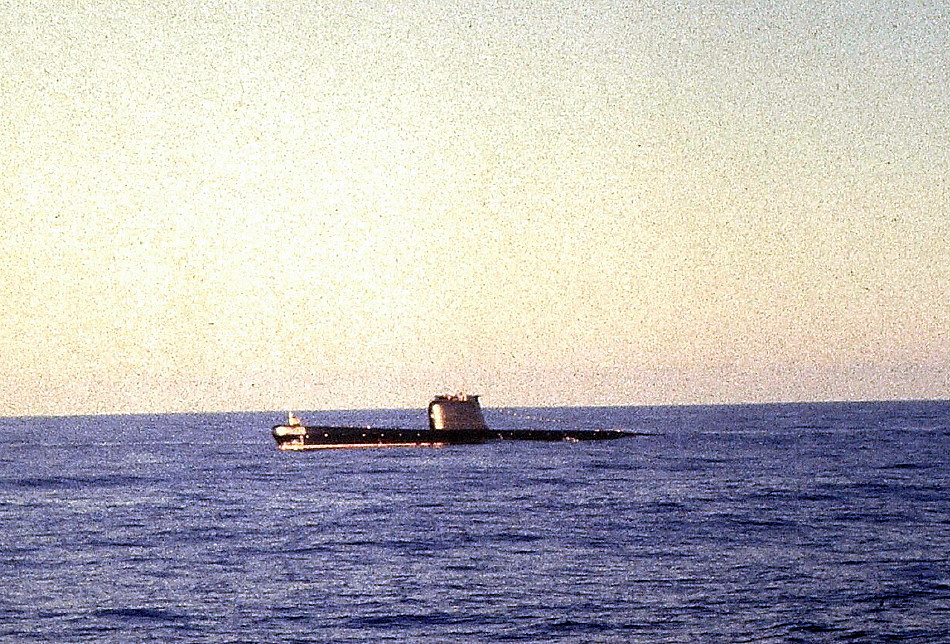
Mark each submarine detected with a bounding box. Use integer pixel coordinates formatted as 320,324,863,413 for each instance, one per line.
271,393,635,450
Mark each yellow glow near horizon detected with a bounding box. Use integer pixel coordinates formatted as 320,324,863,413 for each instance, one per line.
1,2,946,415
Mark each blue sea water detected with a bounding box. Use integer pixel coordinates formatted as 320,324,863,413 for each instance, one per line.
1,400,948,643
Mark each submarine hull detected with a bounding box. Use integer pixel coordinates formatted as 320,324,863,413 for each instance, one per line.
271,425,634,450
272,394,637,450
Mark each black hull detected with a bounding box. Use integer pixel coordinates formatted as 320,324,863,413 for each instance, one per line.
272,425,634,450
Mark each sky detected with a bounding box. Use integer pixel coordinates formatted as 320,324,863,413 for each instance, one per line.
1,1,947,415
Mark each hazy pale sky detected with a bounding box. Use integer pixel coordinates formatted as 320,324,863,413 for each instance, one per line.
2,1,947,415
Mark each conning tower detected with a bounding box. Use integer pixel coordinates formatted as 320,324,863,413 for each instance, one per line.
428,393,489,431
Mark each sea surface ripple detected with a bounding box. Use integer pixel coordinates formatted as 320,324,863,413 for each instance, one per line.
1,400,948,643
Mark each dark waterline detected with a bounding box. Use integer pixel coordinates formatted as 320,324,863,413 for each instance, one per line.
2,400,948,642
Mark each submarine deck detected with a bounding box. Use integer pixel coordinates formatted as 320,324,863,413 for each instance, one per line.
272,425,635,450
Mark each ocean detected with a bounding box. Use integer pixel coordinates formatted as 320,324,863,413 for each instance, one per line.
2,400,948,643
